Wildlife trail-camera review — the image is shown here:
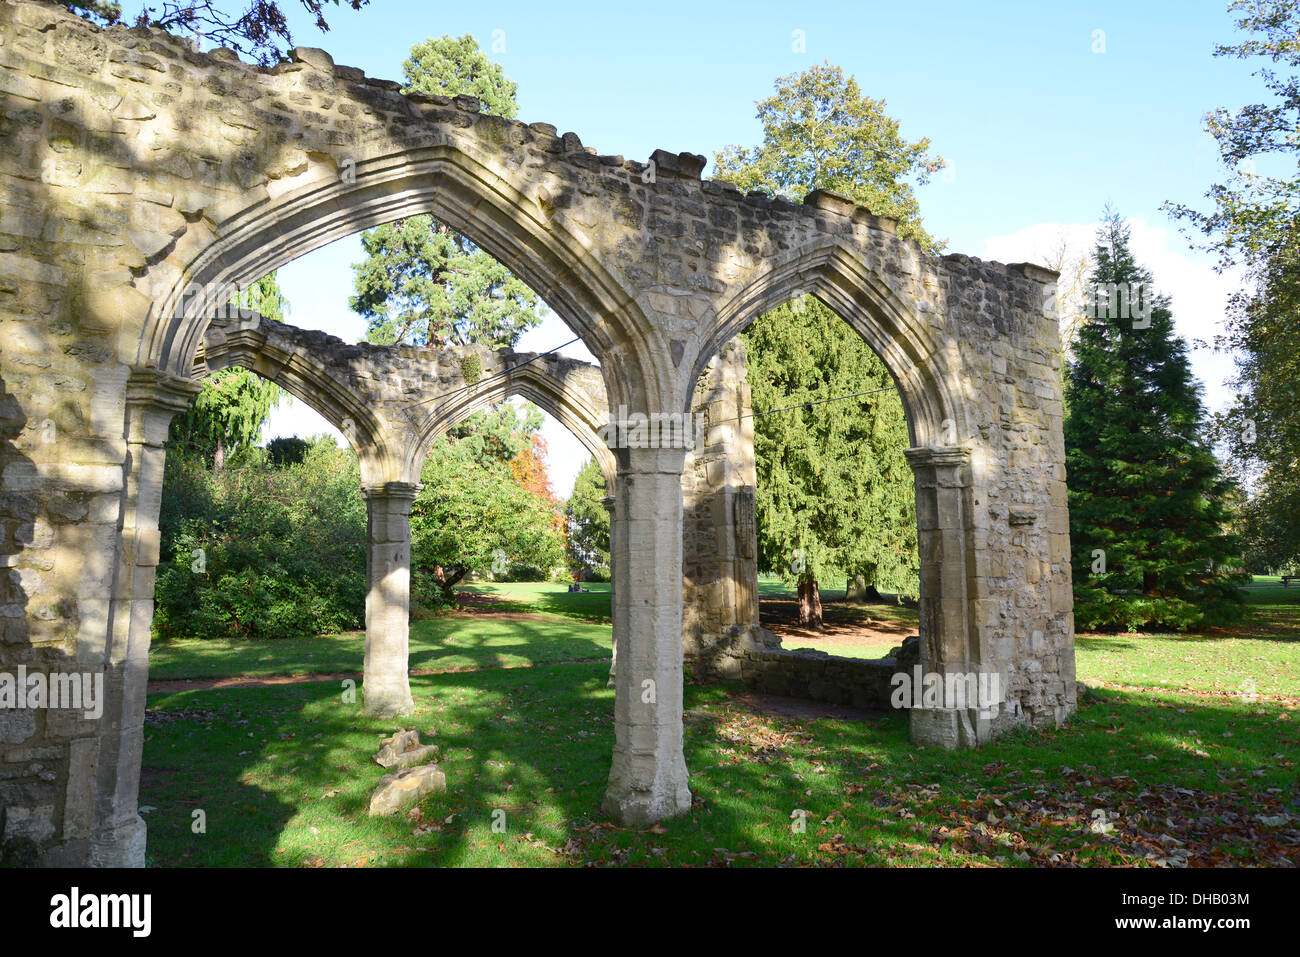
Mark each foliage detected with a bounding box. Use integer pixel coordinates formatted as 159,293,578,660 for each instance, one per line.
57,0,368,67
400,34,518,118
170,272,287,470
713,61,934,623
565,457,610,580
350,36,541,348
155,437,366,640
714,61,945,250
1166,0,1300,571
266,435,310,467
743,300,918,600
410,434,566,604
1064,212,1247,631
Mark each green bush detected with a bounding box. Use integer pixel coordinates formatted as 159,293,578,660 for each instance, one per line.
155,438,366,640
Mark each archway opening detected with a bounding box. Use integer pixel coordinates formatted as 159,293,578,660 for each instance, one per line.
681,277,976,720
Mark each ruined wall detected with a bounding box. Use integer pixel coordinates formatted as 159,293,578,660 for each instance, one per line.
0,0,1074,862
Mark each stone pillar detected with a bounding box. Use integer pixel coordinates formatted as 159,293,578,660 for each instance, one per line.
680,338,763,677
361,482,417,718
602,492,617,688
91,369,201,867
903,446,990,749
602,446,691,826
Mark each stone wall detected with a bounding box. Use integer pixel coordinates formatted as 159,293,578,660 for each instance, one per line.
0,0,1075,861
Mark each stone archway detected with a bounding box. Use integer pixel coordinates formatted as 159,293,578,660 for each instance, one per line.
0,1,1073,866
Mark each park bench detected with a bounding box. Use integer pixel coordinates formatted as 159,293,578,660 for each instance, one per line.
1283,574,1299,587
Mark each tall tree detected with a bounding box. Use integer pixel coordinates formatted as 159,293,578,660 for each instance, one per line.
713,62,942,626
1065,211,1246,631
1166,0,1300,570
565,457,610,580
170,273,287,471
349,36,542,348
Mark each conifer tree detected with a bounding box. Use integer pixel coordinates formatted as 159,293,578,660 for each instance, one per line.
714,63,942,625
349,36,542,348
1065,211,1246,631
565,457,610,580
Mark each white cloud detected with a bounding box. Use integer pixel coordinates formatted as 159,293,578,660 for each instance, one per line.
981,218,1246,413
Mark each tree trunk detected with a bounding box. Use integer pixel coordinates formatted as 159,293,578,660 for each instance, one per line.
213,434,225,473
437,565,469,604
797,576,823,629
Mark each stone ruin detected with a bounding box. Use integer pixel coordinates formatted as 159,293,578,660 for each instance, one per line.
0,0,1076,865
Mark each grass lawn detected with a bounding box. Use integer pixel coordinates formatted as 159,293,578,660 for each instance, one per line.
149,583,612,682
140,580,1300,867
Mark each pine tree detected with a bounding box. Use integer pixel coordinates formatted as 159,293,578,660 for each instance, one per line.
349,36,542,348
1065,211,1246,631
565,457,610,580
713,62,942,626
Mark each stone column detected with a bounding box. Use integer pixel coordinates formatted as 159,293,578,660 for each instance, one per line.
91,369,201,867
903,446,990,749
601,492,617,688
602,446,691,826
361,482,417,718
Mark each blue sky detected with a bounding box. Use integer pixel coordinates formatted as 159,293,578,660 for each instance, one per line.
250,0,1264,492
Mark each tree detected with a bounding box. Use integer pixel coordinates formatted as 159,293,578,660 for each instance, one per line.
565,457,610,580
57,0,368,67
170,273,287,470
713,62,941,626
1064,211,1246,631
410,436,565,604
1166,0,1300,570
714,62,944,248
156,436,367,640
266,435,310,467
349,36,542,348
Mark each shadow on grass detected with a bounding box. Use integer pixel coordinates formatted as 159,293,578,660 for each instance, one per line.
140,665,1300,867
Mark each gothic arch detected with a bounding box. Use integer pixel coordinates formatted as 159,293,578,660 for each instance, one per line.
693,240,971,450
198,321,399,485
411,358,615,489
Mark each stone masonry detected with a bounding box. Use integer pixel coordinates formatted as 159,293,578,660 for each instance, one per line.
200,310,760,714
0,0,1075,865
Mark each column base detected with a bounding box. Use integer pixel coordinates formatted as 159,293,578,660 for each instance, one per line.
89,816,147,868
601,778,692,827
362,684,415,718
909,705,995,749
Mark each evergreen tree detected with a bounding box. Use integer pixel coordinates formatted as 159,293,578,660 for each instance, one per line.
170,273,287,471
349,36,542,348
713,62,942,625
565,457,610,580
1065,211,1246,631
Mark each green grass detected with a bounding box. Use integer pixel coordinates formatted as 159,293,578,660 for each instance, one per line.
149,612,612,682
139,578,1299,867
453,580,612,622
141,665,1299,867
1075,587,1300,697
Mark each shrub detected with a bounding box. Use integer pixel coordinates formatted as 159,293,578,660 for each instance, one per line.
155,438,366,640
